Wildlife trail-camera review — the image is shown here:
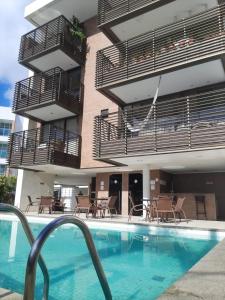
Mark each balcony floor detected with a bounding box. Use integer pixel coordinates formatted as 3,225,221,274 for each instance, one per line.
100,147,225,173
105,0,218,42
102,59,225,104
25,0,97,26
24,49,79,72
23,103,77,122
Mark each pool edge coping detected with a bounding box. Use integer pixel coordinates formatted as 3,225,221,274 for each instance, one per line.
158,238,225,299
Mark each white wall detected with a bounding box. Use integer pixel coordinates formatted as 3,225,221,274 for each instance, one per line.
15,170,55,211
56,175,91,186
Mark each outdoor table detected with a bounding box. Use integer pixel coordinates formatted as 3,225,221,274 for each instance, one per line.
92,198,109,218
141,198,159,221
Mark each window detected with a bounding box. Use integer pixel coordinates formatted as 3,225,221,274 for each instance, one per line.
0,143,8,158
0,165,6,175
0,122,12,136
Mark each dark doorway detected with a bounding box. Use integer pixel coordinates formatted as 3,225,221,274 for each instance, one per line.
109,174,122,214
90,177,96,199
129,173,143,215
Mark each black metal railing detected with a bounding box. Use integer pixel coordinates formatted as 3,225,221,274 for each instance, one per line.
19,15,84,69
13,67,81,113
96,4,225,88
8,125,80,168
94,86,225,158
98,0,169,26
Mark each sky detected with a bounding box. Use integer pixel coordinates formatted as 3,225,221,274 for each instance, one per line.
0,0,33,107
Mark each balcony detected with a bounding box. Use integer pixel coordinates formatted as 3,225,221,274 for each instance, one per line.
94,84,225,165
96,4,225,104
25,0,97,27
19,15,85,72
98,0,177,42
13,67,82,122
8,125,81,171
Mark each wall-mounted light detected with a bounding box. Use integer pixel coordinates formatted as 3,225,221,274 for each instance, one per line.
134,179,138,184
100,181,104,191
114,179,118,184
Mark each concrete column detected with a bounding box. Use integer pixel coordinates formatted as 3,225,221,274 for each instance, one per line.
122,173,129,216
142,165,150,217
15,170,55,210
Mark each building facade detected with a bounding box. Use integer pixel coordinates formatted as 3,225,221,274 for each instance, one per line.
9,0,225,220
0,107,15,176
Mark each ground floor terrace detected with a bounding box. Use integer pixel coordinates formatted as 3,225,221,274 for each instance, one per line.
14,164,225,222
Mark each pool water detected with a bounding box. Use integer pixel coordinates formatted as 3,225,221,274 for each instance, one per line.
0,220,220,300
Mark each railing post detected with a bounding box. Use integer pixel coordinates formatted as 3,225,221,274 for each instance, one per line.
20,131,25,165
127,0,130,14
44,23,48,50
187,96,191,148
32,30,36,56
126,41,129,79
66,131,69,154
218,4,223,35
8,134,14,166
33,128,38,164
218,4,225,49
57,69,62,102
98,117,102,158
39,73,43,104
124,110,128,155
153,30,155,71
27,77,31,107
154,104,157,152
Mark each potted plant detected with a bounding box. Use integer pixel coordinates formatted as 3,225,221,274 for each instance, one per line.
70,16,86,44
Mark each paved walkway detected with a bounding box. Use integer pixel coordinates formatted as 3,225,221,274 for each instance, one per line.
159,239,225,300
0,289,22,300
15,212,225,231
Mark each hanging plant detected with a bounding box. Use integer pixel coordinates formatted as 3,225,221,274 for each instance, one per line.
70,16,86,43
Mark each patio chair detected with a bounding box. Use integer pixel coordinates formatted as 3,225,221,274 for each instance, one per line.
74,196,92,218
52,199,66,213
128,193,149,221
25,195,40,213
174,197,187,222
38,196,53,214
155,196,187,223
101,196,118,218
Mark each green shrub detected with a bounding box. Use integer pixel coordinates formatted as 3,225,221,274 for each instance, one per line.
0,176,17,204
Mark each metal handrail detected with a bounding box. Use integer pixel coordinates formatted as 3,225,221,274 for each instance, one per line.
24,215,112,300
0,203,49,300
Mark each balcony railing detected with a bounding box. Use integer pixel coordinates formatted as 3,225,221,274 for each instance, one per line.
98,0,172,26
8,125,81,169
13,67,81,119
96,4,225,89
19,15,85,70
94,86,225,159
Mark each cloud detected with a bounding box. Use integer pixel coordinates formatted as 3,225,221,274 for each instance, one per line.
0,0,33,103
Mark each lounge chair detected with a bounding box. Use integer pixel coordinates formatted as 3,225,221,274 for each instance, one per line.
38,196,53,214
128,193,150,221
25,195,40,213
155,196,187,223
74,196,92,218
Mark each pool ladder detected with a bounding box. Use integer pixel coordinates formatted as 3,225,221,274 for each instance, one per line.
0,203,112,300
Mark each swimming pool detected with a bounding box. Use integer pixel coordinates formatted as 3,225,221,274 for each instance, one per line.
0,217,223,300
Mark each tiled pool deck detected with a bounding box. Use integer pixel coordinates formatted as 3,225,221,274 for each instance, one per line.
1,212,225,299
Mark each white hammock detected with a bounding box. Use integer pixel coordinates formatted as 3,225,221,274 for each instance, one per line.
122,76,162,133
